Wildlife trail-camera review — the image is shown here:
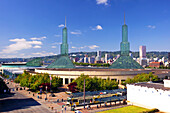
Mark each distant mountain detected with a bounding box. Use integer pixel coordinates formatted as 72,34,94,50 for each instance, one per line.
0,51,169,63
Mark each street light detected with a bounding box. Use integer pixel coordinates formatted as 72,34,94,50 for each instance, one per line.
49,75,52,93
45,85,47,100
83,79,85,109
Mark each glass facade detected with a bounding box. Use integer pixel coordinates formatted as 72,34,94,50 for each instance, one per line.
121,24,130,56
61,27,68,55
110,20,143,69
110,56,144,69
47,55,75,68
26,58,43,67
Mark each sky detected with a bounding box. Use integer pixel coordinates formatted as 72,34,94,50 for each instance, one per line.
0,0,170,58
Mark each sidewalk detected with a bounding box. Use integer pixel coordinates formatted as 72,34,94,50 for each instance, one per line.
10,82,73,113
10,82,128,113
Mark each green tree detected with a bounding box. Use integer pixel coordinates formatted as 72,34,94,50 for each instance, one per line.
125,72,159,85
73,74,118,92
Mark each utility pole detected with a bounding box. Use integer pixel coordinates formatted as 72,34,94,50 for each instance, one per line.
83,79,85,109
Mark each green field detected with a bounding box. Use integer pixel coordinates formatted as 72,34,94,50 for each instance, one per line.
98,106,149,113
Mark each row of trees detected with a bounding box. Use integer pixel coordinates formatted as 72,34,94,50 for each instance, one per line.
0,77,9,93
68,73,159,92
124,72,159,85
69,74,118,92
14,71,62,91
73,62,110,67
1,74,9,79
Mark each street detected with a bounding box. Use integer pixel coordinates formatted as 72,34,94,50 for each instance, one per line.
0,82,52,113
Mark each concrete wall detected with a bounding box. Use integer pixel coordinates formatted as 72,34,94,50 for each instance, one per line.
35,69,150,85
127,84,170,112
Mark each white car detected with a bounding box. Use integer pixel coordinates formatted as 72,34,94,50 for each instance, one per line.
75,110,82,113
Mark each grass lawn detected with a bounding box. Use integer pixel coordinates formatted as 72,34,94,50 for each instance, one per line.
98,106,149,113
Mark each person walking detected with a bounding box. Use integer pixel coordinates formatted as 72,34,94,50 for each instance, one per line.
64,106,66,113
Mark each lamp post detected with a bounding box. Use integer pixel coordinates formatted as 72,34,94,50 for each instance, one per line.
29,83,31,91
45,85,47,100
83,79,85,109
50,75,52,93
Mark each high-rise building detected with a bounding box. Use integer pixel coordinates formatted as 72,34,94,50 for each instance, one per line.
96,51,101,61
88,56,95,64
168,52,170,62
105,54,108,63
168,52,170,67
97,51,101,57
84,57,88,63
139,46,147,66
139,46,146,59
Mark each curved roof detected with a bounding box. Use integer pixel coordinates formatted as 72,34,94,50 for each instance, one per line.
109,56,144,69
26,58,43,67
46,55,75,69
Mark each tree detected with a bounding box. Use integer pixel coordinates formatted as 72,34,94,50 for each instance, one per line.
73,74,118,92
14,71,62,91
125,72,159,85
68,82,77,93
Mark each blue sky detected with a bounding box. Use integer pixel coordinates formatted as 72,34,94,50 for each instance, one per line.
0,0,170,58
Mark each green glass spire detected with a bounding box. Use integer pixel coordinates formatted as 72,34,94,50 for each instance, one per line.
61,17,68,55
110,13,144,69
120,13,130,56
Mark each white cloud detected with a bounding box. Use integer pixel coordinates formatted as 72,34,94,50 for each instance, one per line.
1,38,42,53
33,45,41,48
147,25,156,29
58,24,64,28
51,46,56,48
71,46,76,49
32,51,56,57
30,36,46,40
70,30,82,35
91,25,103,30
52,42,62,45
96,25,103,30
71,45,99,50
88,45,99,49
96,0,108,5
54,35,61,37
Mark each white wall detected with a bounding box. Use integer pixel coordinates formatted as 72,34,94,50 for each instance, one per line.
127,84,170,113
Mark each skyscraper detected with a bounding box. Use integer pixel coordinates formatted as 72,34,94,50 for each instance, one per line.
120,13,130,56
105,53,108,63
61,17,68,55
168,52,170,67
96,51,101,61
139,46,146,59
139,46,147,66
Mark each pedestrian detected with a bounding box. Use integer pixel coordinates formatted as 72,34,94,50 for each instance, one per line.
64,106,66,113
87,105,89,110
62,107,63,113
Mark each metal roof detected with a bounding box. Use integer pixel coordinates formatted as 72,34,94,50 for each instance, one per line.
109,56,144,69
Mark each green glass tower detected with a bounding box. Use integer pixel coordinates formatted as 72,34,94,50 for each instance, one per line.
61,17,68,55
110,13,143,69
120,13,130,56
47,17,75,69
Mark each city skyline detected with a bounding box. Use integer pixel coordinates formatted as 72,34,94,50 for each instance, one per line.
0,0,170,58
